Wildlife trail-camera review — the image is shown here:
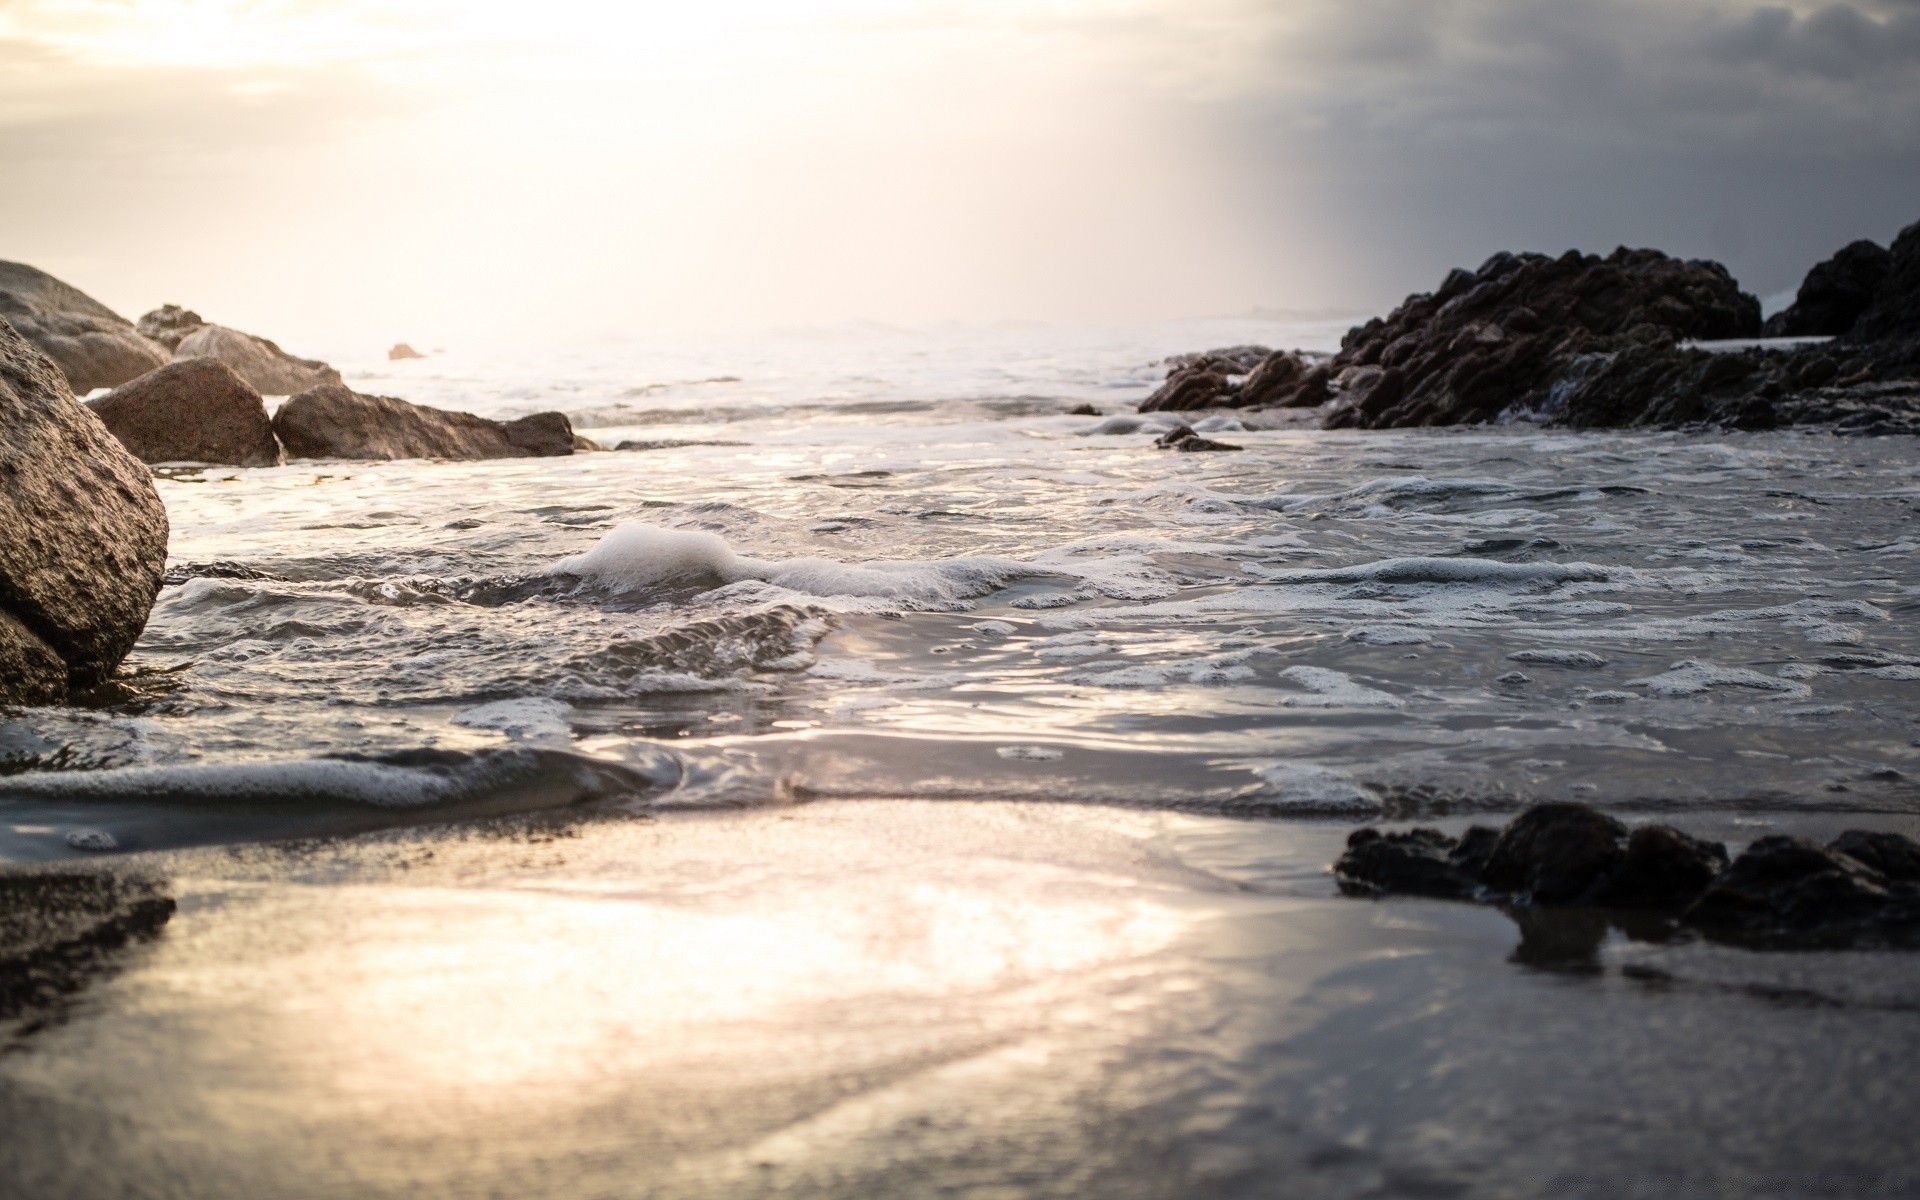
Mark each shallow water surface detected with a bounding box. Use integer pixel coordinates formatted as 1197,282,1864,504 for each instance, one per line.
4,320,1920,854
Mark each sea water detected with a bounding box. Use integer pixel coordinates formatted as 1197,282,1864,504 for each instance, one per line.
3,316,1917,856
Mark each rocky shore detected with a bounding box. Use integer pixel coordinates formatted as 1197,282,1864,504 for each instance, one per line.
1147,219,1920,434
0,261,585,467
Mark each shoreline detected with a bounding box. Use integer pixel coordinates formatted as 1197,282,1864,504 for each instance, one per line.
3,798,1917,1197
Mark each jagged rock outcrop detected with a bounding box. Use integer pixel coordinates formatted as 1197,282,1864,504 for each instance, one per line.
88,359,283,468
273,384,577,461
0,262,167,393
0,319,170,704
1335,803,1920,949
1321,247,1761,429
1762,240,1891,337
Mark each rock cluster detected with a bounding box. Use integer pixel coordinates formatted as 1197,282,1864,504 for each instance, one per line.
274,385,578,461
0,319,170,705
1336,803,1920,949
1147,216,1920,434
0,261,167,392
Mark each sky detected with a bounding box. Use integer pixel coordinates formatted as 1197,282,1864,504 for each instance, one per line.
2,0,1917,357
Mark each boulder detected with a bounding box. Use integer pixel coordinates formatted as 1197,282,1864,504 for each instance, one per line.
1762,240,1892,337
0,262,168,393
272,384,577,461
0,318,171,703
388,343,427,361
1334,827,1489,900
171,324,339,396
88,359,284,468
1480,804,1629,905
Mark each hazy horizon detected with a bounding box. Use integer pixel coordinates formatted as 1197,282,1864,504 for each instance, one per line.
4,0,1918,359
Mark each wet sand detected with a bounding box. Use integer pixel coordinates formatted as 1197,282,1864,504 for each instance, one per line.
3,800,1917,1199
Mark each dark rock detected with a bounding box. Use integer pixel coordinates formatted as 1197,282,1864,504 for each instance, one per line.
1828,830,1920,883
1480,803,1629,904
1338,803,1920,950
1067,404,1101,416
388,343,427,361
500,411,577,457
1592,824,1728,909
1239,353,1332,408
272,384,576,461
1153,426,1241,452
1140,364,1236,412
1322,247,1760,430
1334,827,1484,900
1845,218,1920,344
88,359,283,468
133,304,204,352
0,318,171,702
1763,240,1892,337
1686,836,1920,947
0,262,168,392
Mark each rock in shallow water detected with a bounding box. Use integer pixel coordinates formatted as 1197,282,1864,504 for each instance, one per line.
88,358,283,468
0,318,171,703
273,383,576,461
1335,802,1920,949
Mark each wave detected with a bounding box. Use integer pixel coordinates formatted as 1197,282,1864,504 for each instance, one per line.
0,747,664,813
550,523,1034,610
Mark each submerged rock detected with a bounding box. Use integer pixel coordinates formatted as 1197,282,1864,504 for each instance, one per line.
273,384,577,461
0,261,168,392
88,358,283,468
1335,802,1920,950
1154,425,1241,452
0,319,171,703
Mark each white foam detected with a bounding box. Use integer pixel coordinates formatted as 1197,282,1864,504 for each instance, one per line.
553,522,1030,610
1506,649,1608,668
1626,660,1813,700
1247,762,1381,814
1277,666,1403,708
996,745,1063,761
452,698,575,742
